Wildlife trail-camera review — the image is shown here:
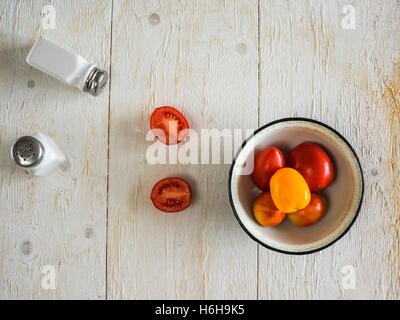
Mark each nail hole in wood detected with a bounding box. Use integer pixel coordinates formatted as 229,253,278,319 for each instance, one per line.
149,13,160,25
236,42,247,55
84,227,94,239
27,80,35,88
371,168,379,176
19,240,32,256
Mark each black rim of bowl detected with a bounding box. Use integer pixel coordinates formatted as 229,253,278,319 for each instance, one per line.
228,117,365,255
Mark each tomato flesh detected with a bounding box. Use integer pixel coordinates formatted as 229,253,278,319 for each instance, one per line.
287,143,334,191
150,177,192,213
150,106,189,145
251,147,286,191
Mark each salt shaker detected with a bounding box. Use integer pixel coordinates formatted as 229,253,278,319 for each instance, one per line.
11,133,66,176
26,37,108,96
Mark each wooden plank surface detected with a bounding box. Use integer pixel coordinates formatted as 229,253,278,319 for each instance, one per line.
0,0,399,299
258,0,400,299
107,0,258,299
0,0,111,299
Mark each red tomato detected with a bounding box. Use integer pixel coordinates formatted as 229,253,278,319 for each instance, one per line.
288,193,327,227
253,192,286,227
150,106,189,145
251,147,286,191
150,177,192,213
287,143,334,191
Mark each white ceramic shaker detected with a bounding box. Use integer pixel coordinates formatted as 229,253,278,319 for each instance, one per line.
26,37,108,96
11,133,66,176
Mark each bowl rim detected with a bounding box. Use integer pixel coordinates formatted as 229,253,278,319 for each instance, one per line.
228,117,364,255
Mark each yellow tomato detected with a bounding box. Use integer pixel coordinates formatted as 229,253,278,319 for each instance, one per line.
270,168,311,213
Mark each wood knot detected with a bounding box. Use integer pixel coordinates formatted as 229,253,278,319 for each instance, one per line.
27,80,35,88
19,240,32,256
370,168,379,177
149,13,160,26
58,158,71,174
16,233,41,262
84,227,94,239
236,42,247,55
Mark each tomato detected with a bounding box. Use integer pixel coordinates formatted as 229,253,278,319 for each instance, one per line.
150,106,189,145
270,168,311,213
251,147,286,191
150,177,192,213
287,142,334,191
288,193,327,227
253,192,286,227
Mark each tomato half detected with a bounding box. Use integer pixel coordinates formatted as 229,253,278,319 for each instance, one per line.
150,177,192,213
287,143,334,191
150,106,189,145
288,193,327,227
253,191,286,227
251,147,286,191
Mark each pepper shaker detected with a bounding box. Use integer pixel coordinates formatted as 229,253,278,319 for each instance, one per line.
26,37,108,96
11,133,66,176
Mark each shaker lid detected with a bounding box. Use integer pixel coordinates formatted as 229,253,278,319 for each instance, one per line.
83,67,108,97
11,136,44,167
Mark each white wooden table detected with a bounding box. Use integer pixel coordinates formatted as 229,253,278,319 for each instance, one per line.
0,0,399,299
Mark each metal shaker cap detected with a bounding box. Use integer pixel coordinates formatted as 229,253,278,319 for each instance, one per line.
83,67,108,97
11,136,44,167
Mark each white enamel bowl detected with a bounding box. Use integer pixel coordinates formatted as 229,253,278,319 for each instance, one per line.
228,118,364,254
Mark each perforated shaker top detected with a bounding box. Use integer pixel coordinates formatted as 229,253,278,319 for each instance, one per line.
11,136,44,167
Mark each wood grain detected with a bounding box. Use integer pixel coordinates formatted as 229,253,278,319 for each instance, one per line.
107,0,258,299
258,0,400,299
0,0,111,299
0,0,398,300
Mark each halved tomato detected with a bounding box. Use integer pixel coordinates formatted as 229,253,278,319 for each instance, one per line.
150,106,189,145
150,177,192,213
